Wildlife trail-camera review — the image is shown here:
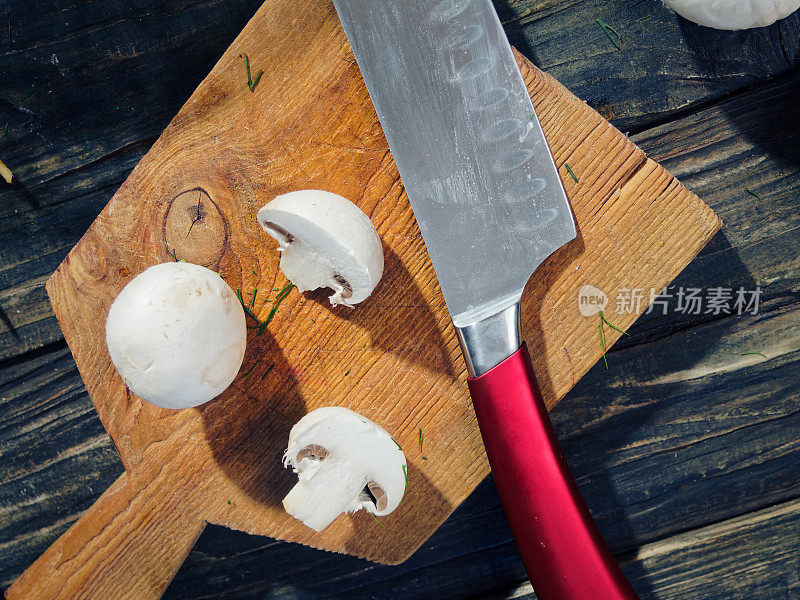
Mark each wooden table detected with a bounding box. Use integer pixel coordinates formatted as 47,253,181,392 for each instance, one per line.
1,1,798,598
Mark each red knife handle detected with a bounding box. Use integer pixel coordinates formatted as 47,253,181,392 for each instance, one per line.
467,343,639,600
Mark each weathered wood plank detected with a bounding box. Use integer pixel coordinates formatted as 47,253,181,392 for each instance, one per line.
0,0,263,358
0,344,122,588
482,498,800,600
160,299,799,600
2,0,799,358
498,0,800,132
2,0,799,597
615,69,800,350
2,291,797,597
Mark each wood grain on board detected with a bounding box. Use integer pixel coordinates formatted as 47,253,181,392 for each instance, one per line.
7,0,719,599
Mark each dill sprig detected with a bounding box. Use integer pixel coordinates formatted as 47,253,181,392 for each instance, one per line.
236,288,260,321
741,352,767,359
597,18,621,50
241,358,261,379
2,123,8,137
401,464,408,487
598,310,629,368
418,428,423,452
21,82,41,104
365,510,386,529
391,437,402,451
261,364,274,381
344,369,350,376
564,163,579,183
744,188,763,202
249,287,257,309
244,53,263,92
257,283,294,336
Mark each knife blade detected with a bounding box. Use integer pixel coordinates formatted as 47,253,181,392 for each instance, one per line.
333,0,574,329
333,2,640,599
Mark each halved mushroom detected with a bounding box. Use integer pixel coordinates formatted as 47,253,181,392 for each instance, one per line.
282,407,406,531
257,190,384,307
105,262,247,409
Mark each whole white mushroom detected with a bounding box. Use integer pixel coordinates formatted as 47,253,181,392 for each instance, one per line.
663,0,800,30
257,190,384,307
105,262,247,409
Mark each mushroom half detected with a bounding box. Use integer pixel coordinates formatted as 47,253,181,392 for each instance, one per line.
282,407,407,531
257,190,384,307
105,262,247,409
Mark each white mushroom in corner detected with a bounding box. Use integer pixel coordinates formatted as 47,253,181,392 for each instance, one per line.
105,262,247,410
282,407,406,531
257,190,384,307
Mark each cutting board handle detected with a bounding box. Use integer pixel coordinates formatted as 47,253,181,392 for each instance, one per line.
5,472,205,600
467,343,640,600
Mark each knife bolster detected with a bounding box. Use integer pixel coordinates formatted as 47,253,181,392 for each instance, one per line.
455,302,522,377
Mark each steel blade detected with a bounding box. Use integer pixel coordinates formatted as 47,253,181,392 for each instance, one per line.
333,0,576,327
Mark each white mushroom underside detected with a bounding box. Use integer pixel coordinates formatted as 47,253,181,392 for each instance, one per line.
258,190,383,307
282,456,369,531
282,407,406,531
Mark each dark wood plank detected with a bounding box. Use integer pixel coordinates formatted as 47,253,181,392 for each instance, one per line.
2,288,796,597
0,343,122,588
482,498,800,600
0,0,263,359
2,0,799,598
2,0,799,358
497,0,800,132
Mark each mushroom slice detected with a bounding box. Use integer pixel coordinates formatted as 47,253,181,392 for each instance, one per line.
105,262,247,409
282,407,406,531
257,190,384,307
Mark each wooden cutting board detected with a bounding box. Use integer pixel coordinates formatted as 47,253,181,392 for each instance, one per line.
8,1,720,599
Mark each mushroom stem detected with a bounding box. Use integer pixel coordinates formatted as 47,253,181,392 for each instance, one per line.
282,457,366,531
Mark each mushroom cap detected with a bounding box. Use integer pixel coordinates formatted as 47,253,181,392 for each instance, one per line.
257,190,384,306
284,407,407,516
105,262,247,410
663,0,800,29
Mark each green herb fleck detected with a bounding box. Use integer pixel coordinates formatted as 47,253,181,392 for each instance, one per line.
227,500,231,505
744,188,763,202
344,369,350,376
597,18,621,50
236,288,259,321
241,358,261,379
564,163,579,183
401,464,408,487
243,53,263,92
365,510,386,528
390,437,402,451
422,456,428,460
249,287,257,309
252,270,258,276
598,310,629,369
418,427,423,452
530,112,535,120
2,123,8,137
171,248,179,262
741,352,767,359
21,82,41,104
261,364,274,381
257,283,294,336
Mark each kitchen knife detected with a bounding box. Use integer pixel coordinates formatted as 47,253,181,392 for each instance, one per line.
332,1,640,599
